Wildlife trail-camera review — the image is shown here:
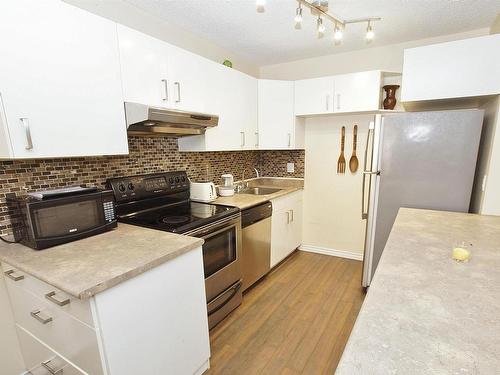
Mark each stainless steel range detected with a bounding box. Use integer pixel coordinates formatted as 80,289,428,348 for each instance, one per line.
106,171,242,329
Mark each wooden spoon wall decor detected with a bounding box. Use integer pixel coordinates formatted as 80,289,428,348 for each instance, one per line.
349,125,359,173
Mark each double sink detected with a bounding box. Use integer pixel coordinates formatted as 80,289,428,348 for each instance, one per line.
236,187,282,196
234,178,287,196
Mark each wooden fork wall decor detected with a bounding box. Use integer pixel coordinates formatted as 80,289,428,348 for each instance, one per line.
337,126,346,174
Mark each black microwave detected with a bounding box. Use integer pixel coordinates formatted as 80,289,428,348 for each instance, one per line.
7,189,117,250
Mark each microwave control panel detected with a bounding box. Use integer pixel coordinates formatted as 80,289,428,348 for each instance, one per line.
106,171,189,203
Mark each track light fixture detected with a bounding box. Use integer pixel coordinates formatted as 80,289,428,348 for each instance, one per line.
256,0,380,47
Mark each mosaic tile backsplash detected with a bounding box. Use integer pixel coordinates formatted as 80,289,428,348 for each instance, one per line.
0,137,304,235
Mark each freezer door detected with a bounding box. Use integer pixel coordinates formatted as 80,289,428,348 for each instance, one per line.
364,110,483,286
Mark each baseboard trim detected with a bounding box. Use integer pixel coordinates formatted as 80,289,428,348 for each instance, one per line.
299,245,363,261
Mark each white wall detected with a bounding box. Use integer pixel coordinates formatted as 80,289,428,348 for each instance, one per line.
0,272,25,375
303,114,374,257
260,29,488,80
64,0,259,77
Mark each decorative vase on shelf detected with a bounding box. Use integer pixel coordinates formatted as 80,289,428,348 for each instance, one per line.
382,85,400,110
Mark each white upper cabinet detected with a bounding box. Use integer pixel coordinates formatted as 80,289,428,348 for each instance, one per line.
294,71,383,116
178,65,258,152
294,76,335,116
401,34,500,103
334,71,382,113
0,0,128,159
118,25,210,114
117,25,170,108
258,80,304,149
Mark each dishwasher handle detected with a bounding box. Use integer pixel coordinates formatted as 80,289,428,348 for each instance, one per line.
241,202,273,228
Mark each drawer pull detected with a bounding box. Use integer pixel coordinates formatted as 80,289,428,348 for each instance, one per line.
4,269,24,281
42,359,64,375
45,291,70,307
31,309,53,324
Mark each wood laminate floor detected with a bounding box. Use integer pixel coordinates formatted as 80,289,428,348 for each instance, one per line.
206,251,365,375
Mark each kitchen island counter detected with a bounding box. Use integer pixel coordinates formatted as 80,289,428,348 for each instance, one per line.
336,208,500,374
0,223,203,299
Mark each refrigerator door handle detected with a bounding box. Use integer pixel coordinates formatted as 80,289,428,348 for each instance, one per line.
361,128,374,219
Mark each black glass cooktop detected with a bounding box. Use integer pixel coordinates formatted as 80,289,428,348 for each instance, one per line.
119,200,239,234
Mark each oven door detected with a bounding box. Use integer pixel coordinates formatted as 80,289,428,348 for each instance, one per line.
187,214,242,302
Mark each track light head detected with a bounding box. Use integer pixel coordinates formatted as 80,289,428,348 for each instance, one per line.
294,5,303,29
317,16,325,38
365,21,375,42
256,0,265,13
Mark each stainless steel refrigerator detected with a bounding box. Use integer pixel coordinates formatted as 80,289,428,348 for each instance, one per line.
361,109,484,287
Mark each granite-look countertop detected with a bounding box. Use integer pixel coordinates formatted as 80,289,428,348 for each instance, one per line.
336,208,500,374
0,224,203,299
214,177,304,209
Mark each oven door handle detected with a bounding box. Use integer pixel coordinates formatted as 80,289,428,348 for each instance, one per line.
207,281,242,316
197,222,238,240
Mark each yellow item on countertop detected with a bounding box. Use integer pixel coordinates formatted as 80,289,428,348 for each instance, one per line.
453,247,470,262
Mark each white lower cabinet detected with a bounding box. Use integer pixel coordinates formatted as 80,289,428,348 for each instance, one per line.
2,247,209,375
270,191,303,267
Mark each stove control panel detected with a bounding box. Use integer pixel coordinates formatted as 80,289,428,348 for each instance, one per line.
106,171,189,203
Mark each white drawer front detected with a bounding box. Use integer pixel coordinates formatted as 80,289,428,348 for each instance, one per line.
271,190,303,212
6,283,104,375
16,324,86,375
1,262,93,326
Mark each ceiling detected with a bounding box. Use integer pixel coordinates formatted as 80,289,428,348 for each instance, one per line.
123,0,499,66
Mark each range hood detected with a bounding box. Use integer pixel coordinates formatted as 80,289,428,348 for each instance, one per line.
125,102,218,137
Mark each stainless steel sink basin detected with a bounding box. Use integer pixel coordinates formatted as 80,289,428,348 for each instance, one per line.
236,187,282,195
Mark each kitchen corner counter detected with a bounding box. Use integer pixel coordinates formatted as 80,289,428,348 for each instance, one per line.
214,177,304,209
336,208,500,374
0,224,203,299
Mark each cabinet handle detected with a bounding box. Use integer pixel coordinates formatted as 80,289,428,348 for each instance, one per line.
255,132,259,148
4,269,24,282
31,310,53,325
19,118,33,150
42,359,64,375
174,81,181,103
161,79,169,101
288,133,292,148
286,211,290,224
45,291,70,307
240,132,245,147
326,94,330,111
336,93,341,110
290,209,294,222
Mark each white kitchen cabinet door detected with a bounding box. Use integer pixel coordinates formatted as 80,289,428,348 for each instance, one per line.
117,24,170,108
270,208,292,268
287,194,303,251
0,0,128,159
334,71,382,113
167,47,210,113
294,76,335,116
258,80,296,149
402,34,500,102
178,64,258,151
270,191,303,267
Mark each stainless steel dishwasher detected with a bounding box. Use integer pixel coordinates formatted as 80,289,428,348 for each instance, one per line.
241,201,272,291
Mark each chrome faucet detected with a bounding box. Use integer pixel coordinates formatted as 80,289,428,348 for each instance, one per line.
254,168,260,178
